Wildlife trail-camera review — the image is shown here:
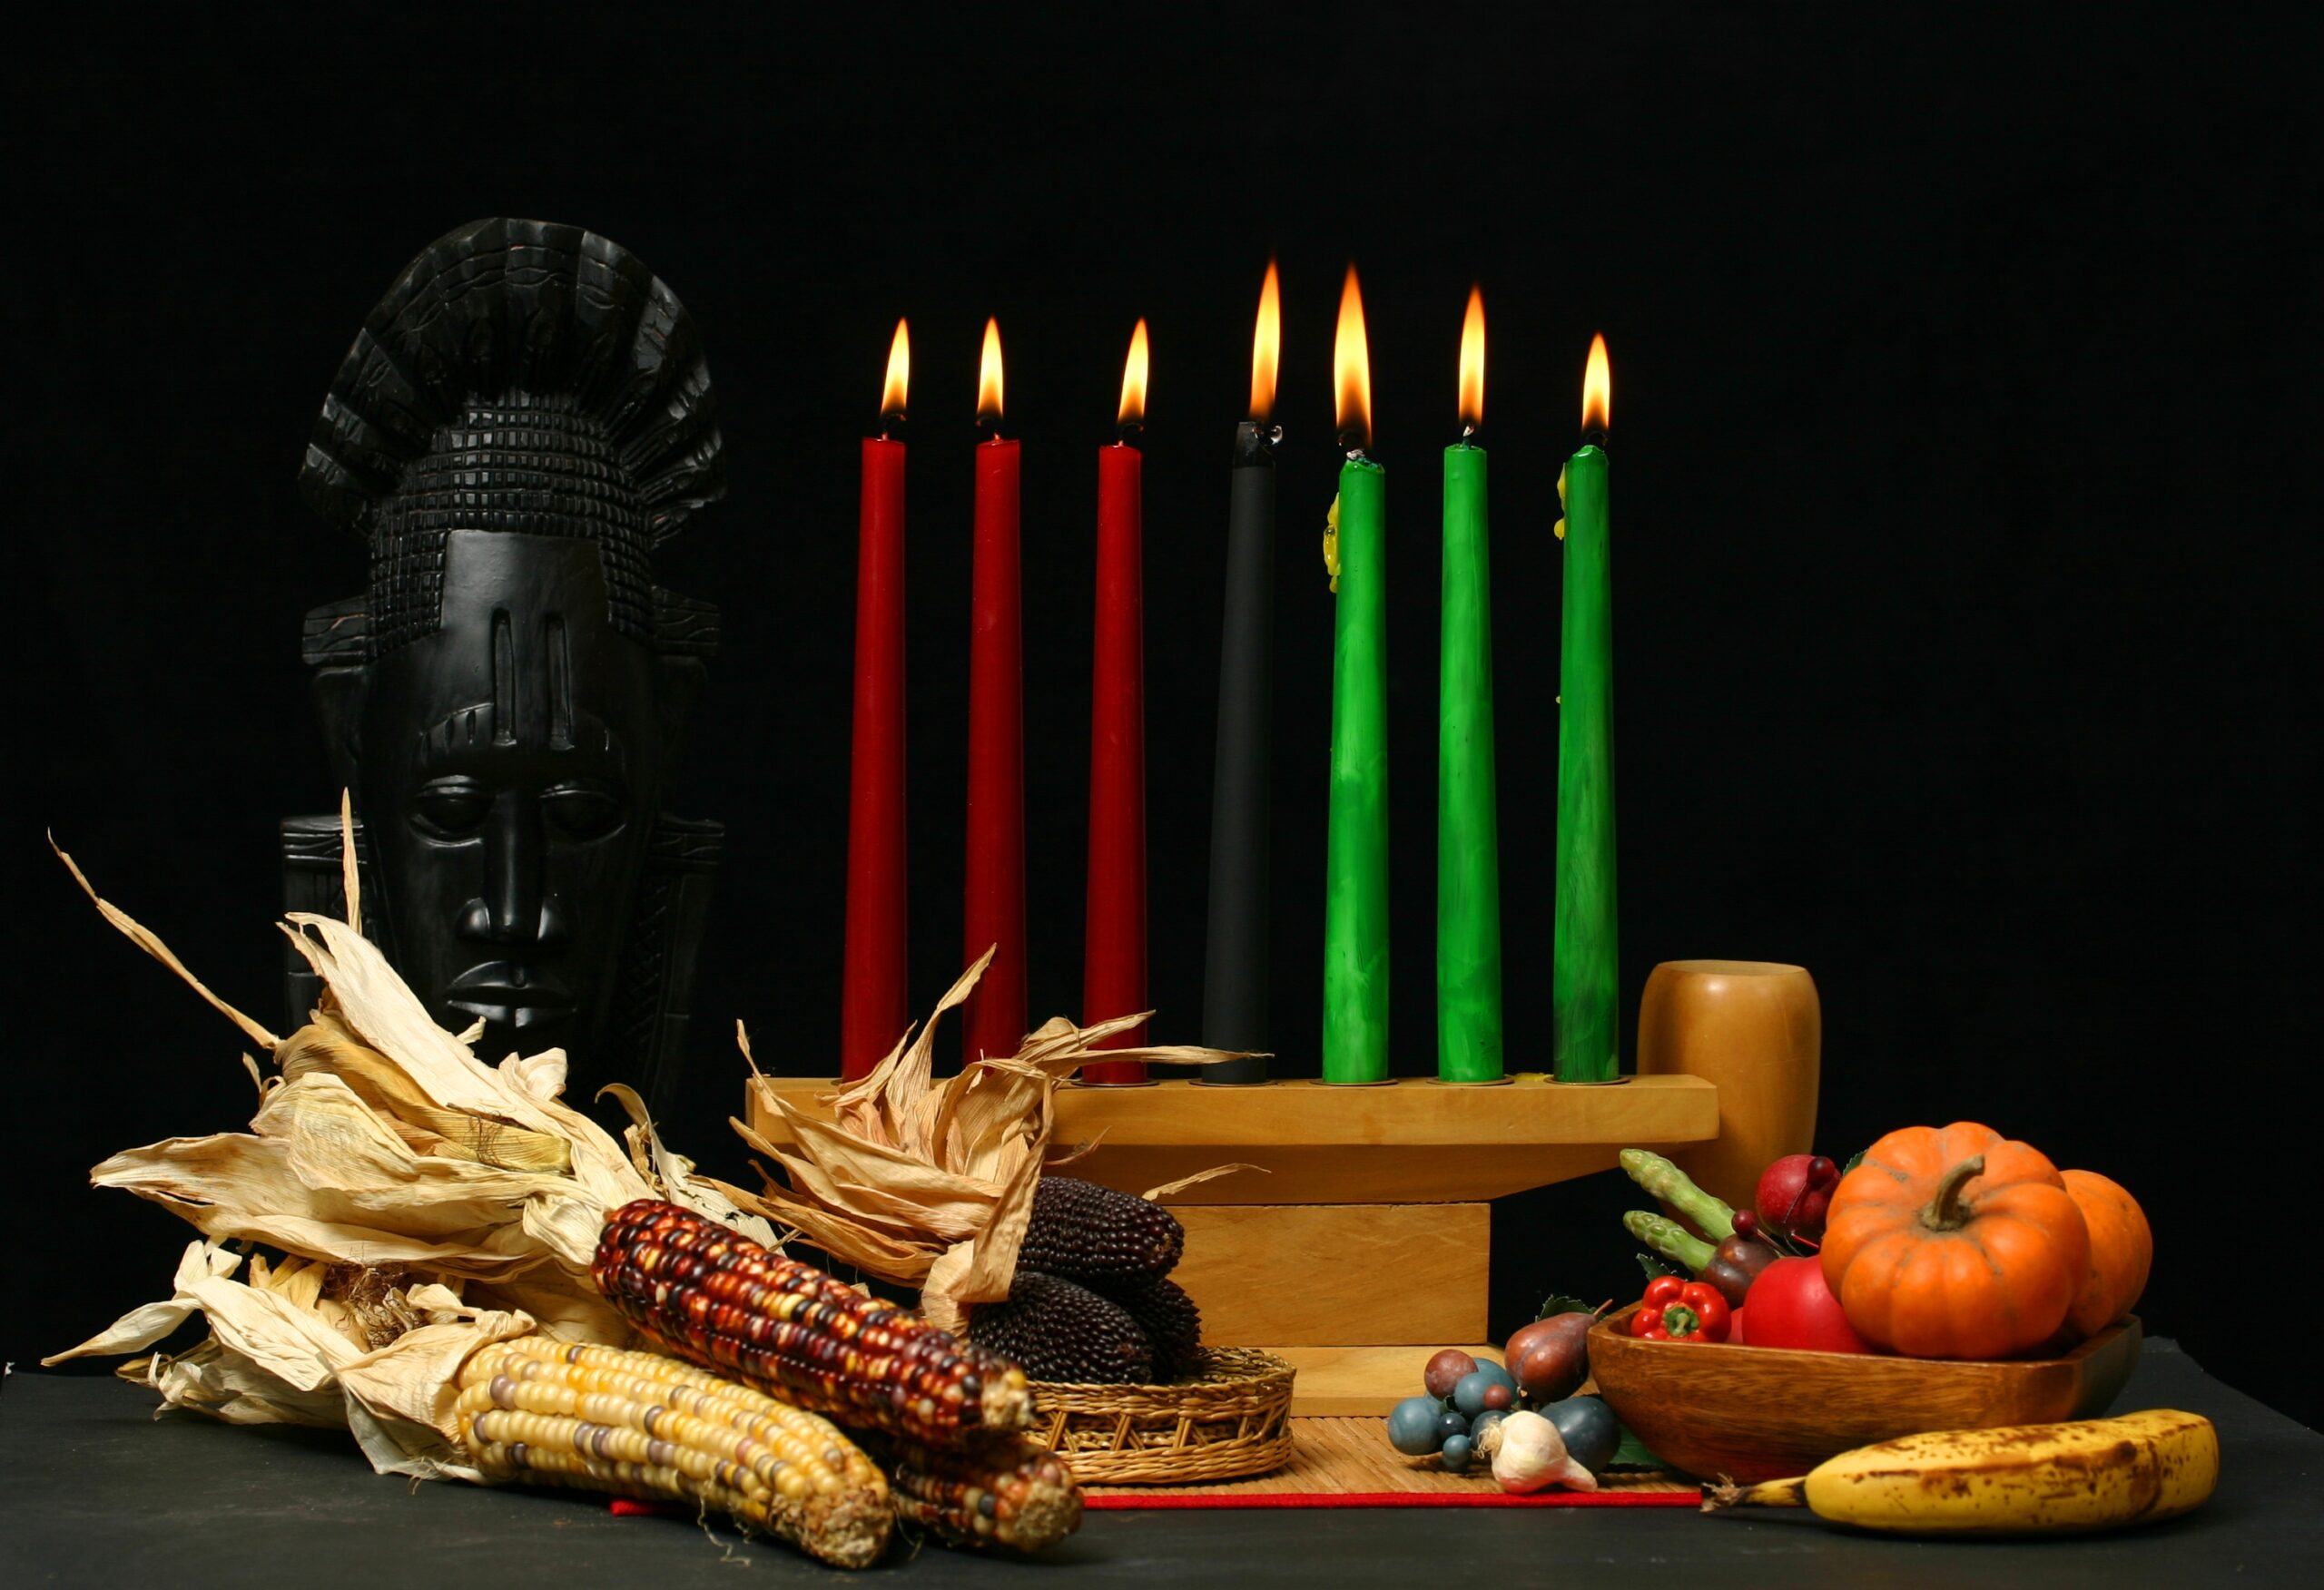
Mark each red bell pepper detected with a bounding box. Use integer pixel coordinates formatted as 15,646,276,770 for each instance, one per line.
1630,1276,1732,1342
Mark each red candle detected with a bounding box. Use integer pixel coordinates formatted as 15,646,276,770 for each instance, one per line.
1082,319,1150,1084
962,319,1029,1065
840,320,911,1083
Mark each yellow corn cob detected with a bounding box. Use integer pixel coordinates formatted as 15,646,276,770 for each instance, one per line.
887,1434,1084,1552
592,1198,1034,1448
456,1336,891,1568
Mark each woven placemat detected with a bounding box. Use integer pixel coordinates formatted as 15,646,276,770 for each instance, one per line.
1083,1417,1694,1508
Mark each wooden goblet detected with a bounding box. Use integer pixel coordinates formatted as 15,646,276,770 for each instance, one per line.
1635,960,1820,1213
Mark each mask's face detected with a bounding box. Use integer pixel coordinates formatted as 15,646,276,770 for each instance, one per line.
355,531,670,1067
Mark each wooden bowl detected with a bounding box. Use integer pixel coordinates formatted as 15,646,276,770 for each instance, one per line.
1588,1307,2142,1483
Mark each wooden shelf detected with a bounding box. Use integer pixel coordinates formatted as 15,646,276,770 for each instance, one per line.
743,1074,1718,1205
1265,1344,1502,1418
743,1070,1728,1413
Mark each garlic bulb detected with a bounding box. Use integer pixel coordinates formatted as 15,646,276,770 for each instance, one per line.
1474,1408,1599,1494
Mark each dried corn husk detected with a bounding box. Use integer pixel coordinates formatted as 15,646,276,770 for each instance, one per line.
725,948,1257,1330
43,829,773,1477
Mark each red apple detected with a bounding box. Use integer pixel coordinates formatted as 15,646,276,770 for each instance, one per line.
1755,1153,1838,1238
1742,1257,1870,1353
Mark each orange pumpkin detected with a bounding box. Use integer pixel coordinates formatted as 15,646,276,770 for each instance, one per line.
1819,1122,2090,1359
2061,1168,2152,1340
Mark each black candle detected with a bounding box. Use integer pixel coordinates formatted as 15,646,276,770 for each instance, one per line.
1201,264,1282,1084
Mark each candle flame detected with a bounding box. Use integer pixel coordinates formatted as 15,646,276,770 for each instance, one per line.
978,318,1005,427
1581,332,1611,436
1118,318,1149,429
881,319,910,420
1250,260,1281,423
1334,264,1372,450
1458,286,1485,434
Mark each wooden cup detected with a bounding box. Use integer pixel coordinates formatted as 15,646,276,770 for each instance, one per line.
1635,959,1820,1212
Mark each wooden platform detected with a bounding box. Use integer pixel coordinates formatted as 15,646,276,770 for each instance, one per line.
1261,1345,1496,1418
1083,1418,1689,1501
746,1072,1723,1415
743,1074,1719,1204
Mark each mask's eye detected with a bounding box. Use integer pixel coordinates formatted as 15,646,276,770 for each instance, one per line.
411,777,491,839
543,781,625,841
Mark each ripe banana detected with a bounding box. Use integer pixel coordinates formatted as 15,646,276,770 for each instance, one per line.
1706,1408,2219,1535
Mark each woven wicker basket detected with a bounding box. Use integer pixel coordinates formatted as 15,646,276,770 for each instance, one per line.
1029,1347,1296,1484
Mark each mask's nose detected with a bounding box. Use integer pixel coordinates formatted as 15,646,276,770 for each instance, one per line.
456,792,571,946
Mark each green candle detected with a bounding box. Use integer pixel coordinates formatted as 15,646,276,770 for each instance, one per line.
1323,266,1390,1085
1553,333,1617,1082
1437,288,1502,1082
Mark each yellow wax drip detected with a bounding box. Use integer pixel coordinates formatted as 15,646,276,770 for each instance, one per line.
1323,492,1341,593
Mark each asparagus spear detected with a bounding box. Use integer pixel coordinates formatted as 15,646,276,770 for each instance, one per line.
1624,1210,1714,1273
1618,1148,1737,1241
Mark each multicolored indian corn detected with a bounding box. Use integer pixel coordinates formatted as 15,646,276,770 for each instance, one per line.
888,1434,1084,1552
591,1199,1034,1448
454,1335,891,1569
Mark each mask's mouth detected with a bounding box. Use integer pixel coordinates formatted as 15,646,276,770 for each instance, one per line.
445,961,576,1029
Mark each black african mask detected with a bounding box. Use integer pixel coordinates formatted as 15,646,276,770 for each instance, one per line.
282,219,724,1116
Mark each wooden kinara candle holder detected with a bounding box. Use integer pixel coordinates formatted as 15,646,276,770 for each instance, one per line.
745,961,1819,1416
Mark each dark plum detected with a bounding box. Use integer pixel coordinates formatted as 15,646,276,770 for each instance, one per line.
1700,1232,1782,1309
1543,1395,1621,1477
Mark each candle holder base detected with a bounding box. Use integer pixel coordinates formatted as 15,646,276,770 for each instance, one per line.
746,1071,1735,1413
1424,1074,1515,1087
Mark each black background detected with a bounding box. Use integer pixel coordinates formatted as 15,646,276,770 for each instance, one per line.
12,10,2312,1428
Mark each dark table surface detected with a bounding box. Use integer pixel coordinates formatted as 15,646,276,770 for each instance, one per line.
4,1340,2318,1588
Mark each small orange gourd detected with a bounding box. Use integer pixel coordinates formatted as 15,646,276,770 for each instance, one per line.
2061,1168,2153,1340
1819,1122,2090,1359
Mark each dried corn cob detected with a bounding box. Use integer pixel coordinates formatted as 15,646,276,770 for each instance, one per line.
455,1335,891,1569
969,1271,1153,1383
592,1199,1033,1448
888,1435,1084,1553
1019,1176,1184,1281
1105,1273,1203,1380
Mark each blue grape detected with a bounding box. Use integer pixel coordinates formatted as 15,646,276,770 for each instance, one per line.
1440,1433,1474,1474
1385,1395,1443,1456
1452,1367,1515,1418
